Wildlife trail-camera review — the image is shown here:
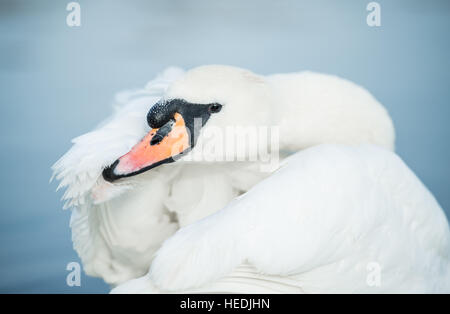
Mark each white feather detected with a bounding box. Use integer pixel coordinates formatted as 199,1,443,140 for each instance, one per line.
141,145,450,293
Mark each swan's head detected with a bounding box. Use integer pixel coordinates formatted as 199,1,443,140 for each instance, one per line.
102,65,275,182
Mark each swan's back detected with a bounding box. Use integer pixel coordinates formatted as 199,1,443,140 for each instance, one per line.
267,72,395,152
242,144,450,293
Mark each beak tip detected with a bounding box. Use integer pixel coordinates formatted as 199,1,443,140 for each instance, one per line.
102,160,120,183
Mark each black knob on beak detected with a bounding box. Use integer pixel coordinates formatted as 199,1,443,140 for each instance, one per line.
147,101,178,129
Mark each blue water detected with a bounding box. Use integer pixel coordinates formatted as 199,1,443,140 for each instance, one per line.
0,0,449,293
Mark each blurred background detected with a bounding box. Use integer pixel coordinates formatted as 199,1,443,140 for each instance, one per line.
0,0,449,293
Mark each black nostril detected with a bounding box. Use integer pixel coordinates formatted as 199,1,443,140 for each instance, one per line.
150,134,163,146
149,118,175,146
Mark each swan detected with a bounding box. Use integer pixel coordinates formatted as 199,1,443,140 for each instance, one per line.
53,65,449,293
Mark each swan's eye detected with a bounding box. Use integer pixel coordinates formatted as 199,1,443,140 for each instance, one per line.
208,103,222,113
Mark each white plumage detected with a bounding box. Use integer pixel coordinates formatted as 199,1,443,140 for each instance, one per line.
52,65,449,292
126,144,450,293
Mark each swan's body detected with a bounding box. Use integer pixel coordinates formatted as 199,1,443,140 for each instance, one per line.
52,65,449,292
114,144,450,293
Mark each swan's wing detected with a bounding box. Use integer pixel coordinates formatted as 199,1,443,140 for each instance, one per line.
121,144,450,293
240,144,450,292
111,264,304,294
51,67,185,285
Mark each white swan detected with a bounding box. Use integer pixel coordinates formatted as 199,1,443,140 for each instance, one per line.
53,65,449,293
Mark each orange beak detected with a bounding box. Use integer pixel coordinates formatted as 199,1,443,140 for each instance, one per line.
103,112,190,182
